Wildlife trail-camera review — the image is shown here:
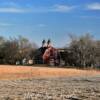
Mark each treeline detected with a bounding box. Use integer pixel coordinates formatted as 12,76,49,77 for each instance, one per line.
63,34,100,68
0,36,37,64
0,34,100,68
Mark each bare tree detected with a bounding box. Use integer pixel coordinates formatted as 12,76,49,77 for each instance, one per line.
68,33,97,68
0,36,37,64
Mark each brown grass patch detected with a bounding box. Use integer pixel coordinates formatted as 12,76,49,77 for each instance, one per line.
0,65,99,80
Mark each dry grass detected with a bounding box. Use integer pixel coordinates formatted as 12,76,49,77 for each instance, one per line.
0,65,99,80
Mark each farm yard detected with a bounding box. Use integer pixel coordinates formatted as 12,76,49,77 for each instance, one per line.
0,35,100,100
0,0,100,99
0,65,100,100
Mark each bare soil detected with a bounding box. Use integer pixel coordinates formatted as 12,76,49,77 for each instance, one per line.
0,65,100,100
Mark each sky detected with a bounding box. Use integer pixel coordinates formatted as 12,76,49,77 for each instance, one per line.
0,0,100,47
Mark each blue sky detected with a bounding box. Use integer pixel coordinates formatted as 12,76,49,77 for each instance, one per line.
0,0,100,47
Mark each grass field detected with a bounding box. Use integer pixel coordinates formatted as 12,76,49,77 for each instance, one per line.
0,65,99,80
0,65,100,100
